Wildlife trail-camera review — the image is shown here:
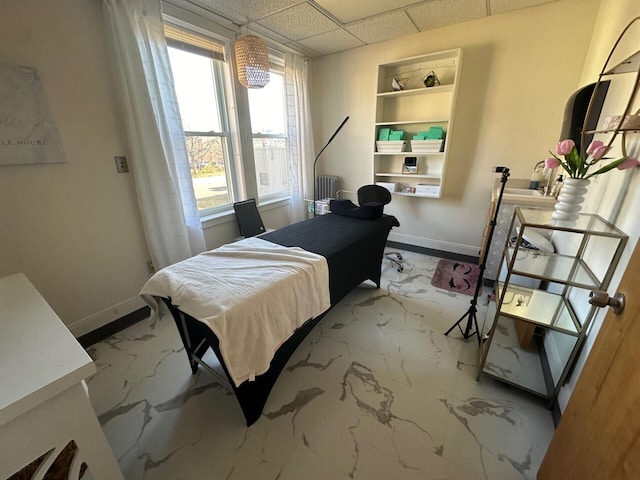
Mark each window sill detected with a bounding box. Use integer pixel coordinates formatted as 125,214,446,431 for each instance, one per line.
200,196,290,230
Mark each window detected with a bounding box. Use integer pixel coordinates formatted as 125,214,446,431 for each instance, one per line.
166,25,236,214
248,62,289,200
166,22,293,216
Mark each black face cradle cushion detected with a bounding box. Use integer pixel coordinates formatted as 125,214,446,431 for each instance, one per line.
329,199,384,219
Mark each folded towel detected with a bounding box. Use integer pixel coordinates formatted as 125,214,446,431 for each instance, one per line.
140,237,330,387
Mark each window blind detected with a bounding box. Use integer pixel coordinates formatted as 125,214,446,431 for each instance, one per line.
164,23,225,62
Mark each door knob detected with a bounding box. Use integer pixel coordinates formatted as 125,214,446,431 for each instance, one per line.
588,290,625,314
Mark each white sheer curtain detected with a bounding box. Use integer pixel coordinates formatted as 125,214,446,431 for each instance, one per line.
103,0,206,269
285,53,315,223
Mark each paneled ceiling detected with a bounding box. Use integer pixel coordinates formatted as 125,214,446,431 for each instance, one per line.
171,0,556,57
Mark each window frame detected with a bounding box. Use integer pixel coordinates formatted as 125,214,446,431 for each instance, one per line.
165,21,242,216
249,57,290,203
164,16,293,220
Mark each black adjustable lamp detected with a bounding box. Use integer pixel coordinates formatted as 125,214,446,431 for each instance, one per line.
445,166,510,344
312,116,349,216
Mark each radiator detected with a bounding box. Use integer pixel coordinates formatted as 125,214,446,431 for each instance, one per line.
316,175,341,199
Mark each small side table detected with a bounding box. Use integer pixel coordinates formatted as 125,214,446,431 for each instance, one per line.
0,273,123,479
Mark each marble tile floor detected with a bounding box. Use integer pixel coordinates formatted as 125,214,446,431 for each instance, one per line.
85,250,556,480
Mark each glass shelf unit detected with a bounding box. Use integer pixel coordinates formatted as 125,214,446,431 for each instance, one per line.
496,282,579,335
503,247,600,290
478,207,628,406
483,315,557,397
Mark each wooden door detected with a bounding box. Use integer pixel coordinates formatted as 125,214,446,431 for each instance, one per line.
537,241,640,479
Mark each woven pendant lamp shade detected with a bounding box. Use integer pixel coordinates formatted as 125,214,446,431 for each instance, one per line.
234,35,270,88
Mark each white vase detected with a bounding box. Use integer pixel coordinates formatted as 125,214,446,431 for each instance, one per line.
552,178,590,221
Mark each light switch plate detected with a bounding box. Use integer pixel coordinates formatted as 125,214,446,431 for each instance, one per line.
115,156,129,173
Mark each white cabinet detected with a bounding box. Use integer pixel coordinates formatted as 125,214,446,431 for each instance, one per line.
478,208,627,406
0,273,124,479
373,49,462,198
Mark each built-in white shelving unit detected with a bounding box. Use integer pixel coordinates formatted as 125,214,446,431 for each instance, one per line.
373,49,462,198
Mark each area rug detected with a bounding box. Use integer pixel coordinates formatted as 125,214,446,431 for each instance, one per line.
431,259,480,296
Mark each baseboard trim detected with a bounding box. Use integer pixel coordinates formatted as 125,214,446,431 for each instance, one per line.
77,306,150,348
387,232,479,258
68,296,148,338
387,240,479,264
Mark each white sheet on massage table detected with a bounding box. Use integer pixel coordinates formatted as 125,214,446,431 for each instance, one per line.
140,237,330,387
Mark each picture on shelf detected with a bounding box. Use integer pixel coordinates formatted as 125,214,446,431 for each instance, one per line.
402,156,417,174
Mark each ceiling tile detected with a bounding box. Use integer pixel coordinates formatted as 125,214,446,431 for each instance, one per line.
407,0,487,31
315,0,420,24
347,11,419,44
490,0,556,15
187,0,304,24
257,3,340,41
298,28,365,56
244,22,293,46
169,0,559,58
247,24,321,56
285,40,323,58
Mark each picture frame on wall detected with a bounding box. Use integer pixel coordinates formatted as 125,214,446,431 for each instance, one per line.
0,62,66,166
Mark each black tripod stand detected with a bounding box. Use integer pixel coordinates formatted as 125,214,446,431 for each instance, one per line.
445,167,510,344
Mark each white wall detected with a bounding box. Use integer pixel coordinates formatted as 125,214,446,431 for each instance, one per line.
0,0,151,334
309,0,600,255
556,0,640,411
0,0,292,335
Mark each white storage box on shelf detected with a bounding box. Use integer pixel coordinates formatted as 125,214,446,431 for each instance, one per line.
411,139,444,153
376,140,406,153
376,182,398,193
415,184,441,196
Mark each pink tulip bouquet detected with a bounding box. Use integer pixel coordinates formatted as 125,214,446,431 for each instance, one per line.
544,139,639,179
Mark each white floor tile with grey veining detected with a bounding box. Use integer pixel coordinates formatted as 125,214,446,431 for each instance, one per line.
86,251,555,480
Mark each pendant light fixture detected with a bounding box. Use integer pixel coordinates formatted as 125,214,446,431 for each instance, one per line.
234,34,270,88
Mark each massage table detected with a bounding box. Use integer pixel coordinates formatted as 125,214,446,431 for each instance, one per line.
148,213,399,426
